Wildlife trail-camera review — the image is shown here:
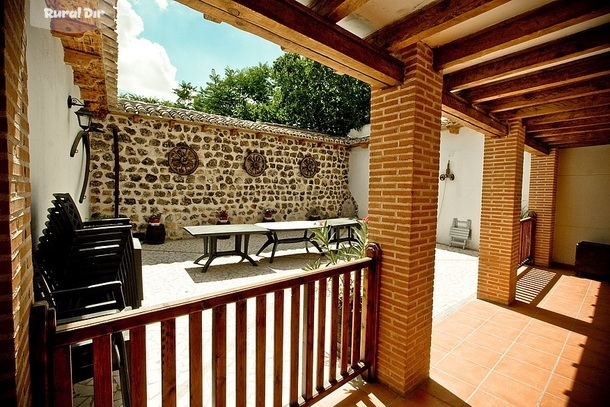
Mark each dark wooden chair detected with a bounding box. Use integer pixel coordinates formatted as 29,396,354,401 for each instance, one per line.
32,268,131,407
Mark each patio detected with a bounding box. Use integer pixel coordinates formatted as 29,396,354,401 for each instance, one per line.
69,236,610,406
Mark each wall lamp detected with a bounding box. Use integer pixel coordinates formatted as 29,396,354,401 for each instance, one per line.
67,95,93,131
440,160,455,181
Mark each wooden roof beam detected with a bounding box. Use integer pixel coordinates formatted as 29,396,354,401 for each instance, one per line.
310,0,368,23
368,0,511,52
444,23,610,91
532,126,610,140
524,105,610,126
527,116,610,133
434,0,610,71
460,52,610,103
524,136,551,155
496,93,610,120
442,91,507,137
177,0,403,88
479,77,610,113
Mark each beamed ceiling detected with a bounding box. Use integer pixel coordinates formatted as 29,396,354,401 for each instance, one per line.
176,0,610,153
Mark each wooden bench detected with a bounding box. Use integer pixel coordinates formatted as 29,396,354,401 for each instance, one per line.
450,218,471,249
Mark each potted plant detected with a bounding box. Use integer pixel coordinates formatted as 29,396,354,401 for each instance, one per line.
217,208,229,223
148,213,161,224
263,208,275,222
307,206,322,221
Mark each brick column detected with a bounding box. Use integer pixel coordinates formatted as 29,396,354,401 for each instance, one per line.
368,43,442,394
478,119,524,304
0,1,33,405
529,150,558,267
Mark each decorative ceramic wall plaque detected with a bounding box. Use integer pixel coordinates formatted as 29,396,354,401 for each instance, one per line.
244,151,267,176
168,143,199,175
300,156,319,178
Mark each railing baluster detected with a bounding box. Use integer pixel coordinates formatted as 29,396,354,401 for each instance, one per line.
273,290,284,407
328,275,339,382
340,272,351,374
130,325,148,407
236,300,247,406
256,295,267,406
289,286,300,404
351,268,362,367
189,312,203,407
212,305,227,407
161,319,177,407
302,282,315,399
315,278,327,390
93,335,113,406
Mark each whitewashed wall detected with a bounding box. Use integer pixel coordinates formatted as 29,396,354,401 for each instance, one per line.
27,9,88,243
553,145,610,265
436,128,484,249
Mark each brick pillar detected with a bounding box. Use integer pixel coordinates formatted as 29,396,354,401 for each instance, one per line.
529,150,558,267
478,119,524,304
368,43,442,394
0,1,33,405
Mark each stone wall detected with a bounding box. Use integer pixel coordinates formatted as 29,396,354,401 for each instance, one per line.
90,109,357,240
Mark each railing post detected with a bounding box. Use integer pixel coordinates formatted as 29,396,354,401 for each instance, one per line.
363,243,382,381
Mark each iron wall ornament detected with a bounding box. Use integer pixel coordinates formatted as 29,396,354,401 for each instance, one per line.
300,155,319,178
244,151,267,176
168,143,199,175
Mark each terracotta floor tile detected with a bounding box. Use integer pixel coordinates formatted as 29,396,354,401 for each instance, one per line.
434,319,478,340
478,320,523,341
493,355,551,390
538,392,570,407
451,340,503,369
430,345,447,367
429,367,476,401
433,353,491,387
544,373,573,401
524,319,570,343
458,300,498,320
442,311,487,330
504,343,559,371
422,378,472,406
488,310,531,331
466,329,514,353
431,330,463,352
467,389,512,406
514,331,566,356
390,387,451,407
478,371,543,406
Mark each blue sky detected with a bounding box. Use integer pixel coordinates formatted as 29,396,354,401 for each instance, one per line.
117,0,284,100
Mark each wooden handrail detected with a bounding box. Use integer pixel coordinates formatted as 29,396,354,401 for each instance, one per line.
36,243,382,406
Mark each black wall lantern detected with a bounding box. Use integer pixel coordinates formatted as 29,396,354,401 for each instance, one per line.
67,95,93,131
440,160,455,181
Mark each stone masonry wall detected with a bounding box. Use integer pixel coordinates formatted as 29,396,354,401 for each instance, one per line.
90,112,356,239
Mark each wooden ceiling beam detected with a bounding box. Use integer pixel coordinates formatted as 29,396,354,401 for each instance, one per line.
524,105,610,126
527,116,610,133
441,91,507,137
479,77,610,113
497,93,610,120
177,0,403,88
532,125,610,139
460,52,610,103
311,0,368,23
434,0,610,71
543,135,610,148
367,0,510,52
524,136,551,155
444,24,610,91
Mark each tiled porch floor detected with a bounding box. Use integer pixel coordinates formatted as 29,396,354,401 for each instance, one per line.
318,267,610,406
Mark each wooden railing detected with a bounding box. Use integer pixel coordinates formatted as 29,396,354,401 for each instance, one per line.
31,244,382,406
519,217,535,266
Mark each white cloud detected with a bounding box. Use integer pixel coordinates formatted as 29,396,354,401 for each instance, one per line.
117,0,178,101
155,0,169,10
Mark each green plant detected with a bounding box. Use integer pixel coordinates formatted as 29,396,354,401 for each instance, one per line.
304,219,369,270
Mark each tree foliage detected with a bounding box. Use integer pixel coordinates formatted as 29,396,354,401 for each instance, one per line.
121,54,371,136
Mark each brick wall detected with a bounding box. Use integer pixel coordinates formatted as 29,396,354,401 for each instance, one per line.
0,0,34,405
368,43,441,394
478,119,524,304
90,112,357,239
529,150,558,267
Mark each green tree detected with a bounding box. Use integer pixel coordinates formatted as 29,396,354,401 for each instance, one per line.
173,81,199,109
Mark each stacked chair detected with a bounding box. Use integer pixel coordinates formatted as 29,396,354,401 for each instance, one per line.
34,193,141,309
33,193,140,406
